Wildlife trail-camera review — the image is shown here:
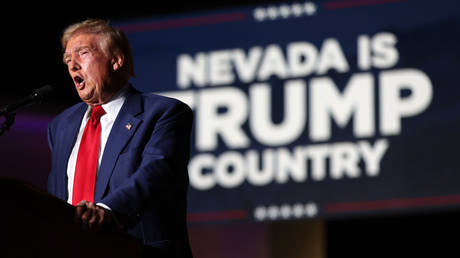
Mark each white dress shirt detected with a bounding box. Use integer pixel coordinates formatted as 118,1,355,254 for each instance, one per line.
66,86,128,206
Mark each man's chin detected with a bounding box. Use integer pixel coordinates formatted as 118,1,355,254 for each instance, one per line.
78,91,96,105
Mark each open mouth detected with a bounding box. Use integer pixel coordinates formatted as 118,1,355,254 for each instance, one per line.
73,76,85,89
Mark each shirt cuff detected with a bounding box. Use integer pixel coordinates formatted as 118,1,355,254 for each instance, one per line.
96,202,112,211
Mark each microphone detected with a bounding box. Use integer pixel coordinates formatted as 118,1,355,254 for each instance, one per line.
0,85,55,116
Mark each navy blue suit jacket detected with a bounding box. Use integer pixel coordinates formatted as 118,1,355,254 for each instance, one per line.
47,87,193,258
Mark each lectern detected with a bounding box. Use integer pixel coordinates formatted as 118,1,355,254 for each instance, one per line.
1,177,142,258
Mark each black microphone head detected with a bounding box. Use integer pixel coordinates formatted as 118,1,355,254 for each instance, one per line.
32,85,55,103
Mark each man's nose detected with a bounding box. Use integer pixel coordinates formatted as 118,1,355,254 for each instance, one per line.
69,59,81,71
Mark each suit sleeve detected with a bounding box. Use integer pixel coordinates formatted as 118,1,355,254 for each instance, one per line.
100,100,193,225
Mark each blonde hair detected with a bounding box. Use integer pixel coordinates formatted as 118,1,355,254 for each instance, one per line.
61,19,135,80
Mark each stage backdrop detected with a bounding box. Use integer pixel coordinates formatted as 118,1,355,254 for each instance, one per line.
115,0,460,224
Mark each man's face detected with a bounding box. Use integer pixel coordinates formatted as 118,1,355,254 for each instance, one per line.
64,33,114,106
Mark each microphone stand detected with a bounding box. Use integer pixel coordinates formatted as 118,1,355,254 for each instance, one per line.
0,85,54,136
0,95,35,136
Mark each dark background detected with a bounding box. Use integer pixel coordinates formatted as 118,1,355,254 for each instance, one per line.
3,0,280,113
2,1,460,257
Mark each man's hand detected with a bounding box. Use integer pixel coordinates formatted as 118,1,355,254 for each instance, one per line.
75,200,112,232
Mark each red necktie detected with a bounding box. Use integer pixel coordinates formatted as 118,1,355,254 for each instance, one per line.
72,105,106,205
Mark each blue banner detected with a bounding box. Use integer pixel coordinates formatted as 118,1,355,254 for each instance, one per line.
116,0,460,223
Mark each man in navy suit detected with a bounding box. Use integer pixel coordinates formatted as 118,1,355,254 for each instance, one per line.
47,19,193,258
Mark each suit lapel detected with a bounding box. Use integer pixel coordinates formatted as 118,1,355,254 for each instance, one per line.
94,91,143,202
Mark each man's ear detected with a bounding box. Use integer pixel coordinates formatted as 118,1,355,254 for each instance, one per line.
111,54,124,71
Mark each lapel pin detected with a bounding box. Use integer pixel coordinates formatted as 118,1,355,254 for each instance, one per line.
125,123,132,130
